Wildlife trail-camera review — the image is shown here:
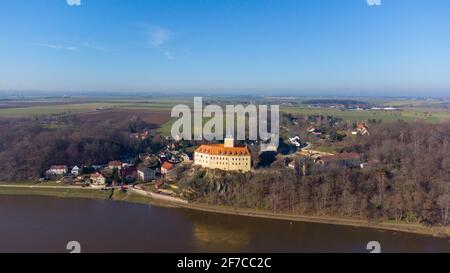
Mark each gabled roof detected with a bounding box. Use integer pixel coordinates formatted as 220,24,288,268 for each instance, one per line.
357,123,368,130
194,144,250,156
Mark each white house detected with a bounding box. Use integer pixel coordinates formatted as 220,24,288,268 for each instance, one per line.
90,173,106,185
71,166,81,176
137,167,156,182
46,165,68,176
289,136,302,147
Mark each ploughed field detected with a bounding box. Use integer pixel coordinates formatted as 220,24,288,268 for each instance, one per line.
0,99,181,127
75,109,171,127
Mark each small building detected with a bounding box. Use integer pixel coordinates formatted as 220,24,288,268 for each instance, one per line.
137,167,156,182
161,161,175,175
356,123,370,136
71,166,81,176
90,173,106,185
46,165,68,176
108,160,123,170
180,153,192,163
289,136,302,147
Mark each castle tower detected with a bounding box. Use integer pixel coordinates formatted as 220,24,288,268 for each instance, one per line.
224,135,235,148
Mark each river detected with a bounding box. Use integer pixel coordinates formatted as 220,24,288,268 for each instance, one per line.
0,196,448,253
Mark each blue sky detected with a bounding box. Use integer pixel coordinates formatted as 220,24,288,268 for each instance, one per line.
0,0,450,96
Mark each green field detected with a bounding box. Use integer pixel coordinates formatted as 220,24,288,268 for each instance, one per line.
281,107,450,123
0,99,190,118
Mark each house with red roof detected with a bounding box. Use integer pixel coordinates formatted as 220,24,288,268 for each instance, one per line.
161,161,174,175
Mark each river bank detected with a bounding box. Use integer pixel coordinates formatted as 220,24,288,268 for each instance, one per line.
1,184,449,239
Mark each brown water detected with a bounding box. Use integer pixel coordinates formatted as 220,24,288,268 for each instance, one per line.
0,196,448,253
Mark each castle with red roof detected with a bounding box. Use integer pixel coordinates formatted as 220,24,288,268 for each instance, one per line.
194,136,251,172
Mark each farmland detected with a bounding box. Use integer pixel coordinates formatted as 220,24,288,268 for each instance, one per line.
0,98,189,118
1,97,450,129
281,106,450,123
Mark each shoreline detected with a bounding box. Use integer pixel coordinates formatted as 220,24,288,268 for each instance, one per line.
1,184,449,239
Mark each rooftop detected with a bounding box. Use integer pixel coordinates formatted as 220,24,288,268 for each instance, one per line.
108,161,122,166
161,161,174,170
195,144,250,156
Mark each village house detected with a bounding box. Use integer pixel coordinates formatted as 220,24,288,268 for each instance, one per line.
180,153,192,163
356,123,370,136
108,160,123,170
194,136,251,172
90,173,106,185
137,167,156,182
161,161,175,175
71,166,80,176
46,165,68,176
289,136,302,147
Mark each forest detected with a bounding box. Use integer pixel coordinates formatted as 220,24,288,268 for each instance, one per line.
0,116,161,181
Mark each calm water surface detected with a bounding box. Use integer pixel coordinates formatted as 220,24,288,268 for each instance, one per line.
0,196,448,253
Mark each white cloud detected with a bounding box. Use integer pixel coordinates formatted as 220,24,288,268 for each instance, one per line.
35,43,77,51
67,0,81,6
80,42,116,52
367,0,381,6
139,24,175,60
147,25,171,48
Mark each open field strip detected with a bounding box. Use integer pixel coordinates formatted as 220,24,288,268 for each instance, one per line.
0,184,112,200
281,107,450,123
0,100,191,117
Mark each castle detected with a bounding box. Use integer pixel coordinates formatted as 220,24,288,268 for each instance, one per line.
194,136,251,172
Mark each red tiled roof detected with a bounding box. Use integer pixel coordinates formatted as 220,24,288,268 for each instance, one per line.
161,161,174,170
194,144,250,156
108,161,122,167
357,123,367,130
